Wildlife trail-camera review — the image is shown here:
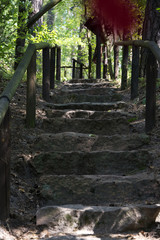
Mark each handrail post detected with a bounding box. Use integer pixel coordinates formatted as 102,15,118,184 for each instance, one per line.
56,47,61,82
26,50,36,127
131,45,139,100
0,108,10,221
43,47,50,101
88,43,92,79
145,50,157,133
96,32,101,79
80,63,83,79
114,45,119,80
121,45,129,90
103,45,107,79
72,59,76,79
50,47,56,89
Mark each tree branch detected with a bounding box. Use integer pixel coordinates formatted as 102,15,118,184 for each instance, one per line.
27,0,62,29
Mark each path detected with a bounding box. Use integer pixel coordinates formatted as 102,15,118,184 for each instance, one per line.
4,78,160,239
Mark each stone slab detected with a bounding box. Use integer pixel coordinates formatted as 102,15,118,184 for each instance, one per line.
39,174,160,205
37,204,160,234
44,102,127,111
32,150,151,175
33,132,150,152
45,109,136,120
61,82,114,89
68,79,109,83
42,117,130,135
50,94,122,104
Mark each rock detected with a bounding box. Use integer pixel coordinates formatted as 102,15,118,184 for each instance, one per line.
42,117,130,135
37,204,160,234
38,174,160,205
44,102,127,111
32,150,151,175
45,109,136,120
33,132,150,152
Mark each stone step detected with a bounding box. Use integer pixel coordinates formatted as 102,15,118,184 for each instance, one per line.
32,150,151,175
37,204,160,234
39,235,129,240
68,79,109,83
39,173,160,206
50,94,122,104
44,109,136,120
44,101,127,111
62,82,112,89
42,117,130,135
55,87,117,95
33,132,150,152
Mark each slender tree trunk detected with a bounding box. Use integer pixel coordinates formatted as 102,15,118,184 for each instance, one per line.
30,0,43,27
14,0,27,69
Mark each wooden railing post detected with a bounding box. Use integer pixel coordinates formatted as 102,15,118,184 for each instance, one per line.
50,47,56,89
103,46,107,79
0,108,10,221
88,43,92,79
72,59,76,79
131,45,139,100
26,50,36,128
121,45,129,90
114,45,119,80
43,47,50,101
96,32,101,79
80,63,83,78
145,51,157,133
56,47,61,82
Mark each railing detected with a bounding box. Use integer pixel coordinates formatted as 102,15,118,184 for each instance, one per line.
72,58,85,79
115,40,160,133
0,42,62,221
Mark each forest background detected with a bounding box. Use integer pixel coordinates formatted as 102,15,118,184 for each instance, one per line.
0,0,150,86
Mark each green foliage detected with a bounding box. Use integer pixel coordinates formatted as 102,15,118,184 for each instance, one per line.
28,24,57,44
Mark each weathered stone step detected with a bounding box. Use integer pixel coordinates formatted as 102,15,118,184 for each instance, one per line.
68,78,109,83
37,204,160,234
39,173,160,205
34,132,150,152
50,94,122,104
62,82,112,89
42,117,130,135
45,109,136,120
57,87,116,95
39,235,128,240
44,101,127,111
32,150,151,175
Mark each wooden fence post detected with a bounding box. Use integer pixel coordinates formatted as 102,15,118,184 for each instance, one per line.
26,50,36,128
43,47,50,101
0,108,10,221
56,47,61,82
88,44,92,79
72,59,76,79
96,32,101,79
121,45,129,90
145,51,157,133
131,45,139,100
114,45,119,80
50,47,56,89
80,63,83,79
103,46,107,79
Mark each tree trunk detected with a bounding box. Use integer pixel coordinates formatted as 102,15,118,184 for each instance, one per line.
14,0,27,69
140,0,160,77
30,0,43,27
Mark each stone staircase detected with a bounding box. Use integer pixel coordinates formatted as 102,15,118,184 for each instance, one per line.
31,78,160,239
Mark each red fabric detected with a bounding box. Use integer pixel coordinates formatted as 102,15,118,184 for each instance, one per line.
91,0,136,33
